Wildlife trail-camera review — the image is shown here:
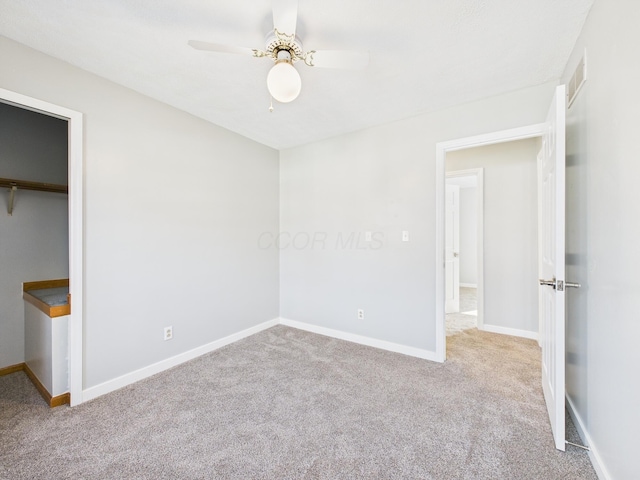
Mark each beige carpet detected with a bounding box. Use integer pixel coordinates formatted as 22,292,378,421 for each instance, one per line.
0,325,595,479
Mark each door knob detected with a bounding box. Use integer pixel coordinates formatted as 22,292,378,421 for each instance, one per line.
453,252,459,258
539,278,581,291
539,278,556,289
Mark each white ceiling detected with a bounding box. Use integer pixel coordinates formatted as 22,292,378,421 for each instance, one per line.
0,0,594,150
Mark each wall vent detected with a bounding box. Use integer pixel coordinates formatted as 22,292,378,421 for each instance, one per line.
568,50,587,108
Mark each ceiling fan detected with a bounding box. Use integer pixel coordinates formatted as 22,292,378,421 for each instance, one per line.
188,0,369,105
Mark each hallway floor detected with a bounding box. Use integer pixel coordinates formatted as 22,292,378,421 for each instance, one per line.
446,287,477,336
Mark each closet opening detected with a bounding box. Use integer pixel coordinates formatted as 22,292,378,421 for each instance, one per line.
0,89,83,406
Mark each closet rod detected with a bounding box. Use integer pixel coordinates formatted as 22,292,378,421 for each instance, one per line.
1,177,68,216
0,177,68,194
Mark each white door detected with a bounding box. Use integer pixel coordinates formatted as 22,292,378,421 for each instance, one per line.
538,85,566,451
537,148,544,348
445,183,460,313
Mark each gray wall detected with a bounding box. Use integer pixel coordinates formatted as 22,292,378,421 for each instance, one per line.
280,82,557,352
458,187,477,286
0,36,280,388
562,0,640,477
4,15,634,476
0,102,69,368
447,139,539,334
0,102,68,183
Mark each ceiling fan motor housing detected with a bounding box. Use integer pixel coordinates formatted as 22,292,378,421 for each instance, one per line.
265,29,303,62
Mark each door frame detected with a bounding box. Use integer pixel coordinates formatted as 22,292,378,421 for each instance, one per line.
444,182,461,314
446,168,484,330
0,87,84,405
435,123,545,362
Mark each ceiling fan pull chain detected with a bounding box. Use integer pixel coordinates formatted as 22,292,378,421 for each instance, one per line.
269,97,274,113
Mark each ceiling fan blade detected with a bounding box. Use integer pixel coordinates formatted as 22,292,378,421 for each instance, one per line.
306,50,370,70
272,0,298,36
188,40,255,56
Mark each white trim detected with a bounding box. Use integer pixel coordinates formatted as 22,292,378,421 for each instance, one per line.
459,283,477,288
0,88,84,406
437,124,546,153
566,395,612,480
82,315,444,402
481,324,538,341
436,124,546,362
84,317,441,402
82,318,279,402
565,395,588,446
279,318,439,362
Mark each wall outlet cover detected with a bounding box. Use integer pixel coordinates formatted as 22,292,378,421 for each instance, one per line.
164,326,173,341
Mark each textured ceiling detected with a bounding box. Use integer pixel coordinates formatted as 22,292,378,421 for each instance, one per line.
0,0,594,149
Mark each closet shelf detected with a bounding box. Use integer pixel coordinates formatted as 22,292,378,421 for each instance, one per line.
0,177,68,215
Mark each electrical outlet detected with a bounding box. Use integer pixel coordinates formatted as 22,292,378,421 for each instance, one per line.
164,326,173,341
402,230,409,242
357,309,365,320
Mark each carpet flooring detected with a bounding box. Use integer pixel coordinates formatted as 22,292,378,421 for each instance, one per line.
0,326,596,479
446,287,478,335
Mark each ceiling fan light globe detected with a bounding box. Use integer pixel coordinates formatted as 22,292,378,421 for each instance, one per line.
267,61,301,103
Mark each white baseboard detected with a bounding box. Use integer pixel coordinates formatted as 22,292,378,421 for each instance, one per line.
82,318,279,403
279,317,439,362
481,324,538,341
82,316,448,403
566,394,612,480
459,283,477,288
